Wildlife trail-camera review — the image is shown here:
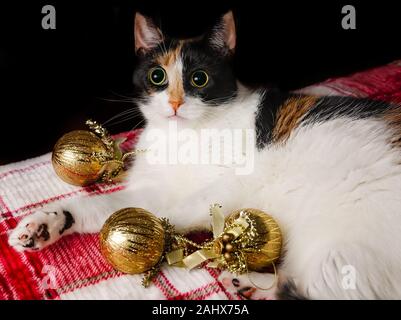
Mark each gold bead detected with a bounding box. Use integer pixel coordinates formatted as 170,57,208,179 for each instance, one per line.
224,252,233,262
224,243,235,252
222,233,233,243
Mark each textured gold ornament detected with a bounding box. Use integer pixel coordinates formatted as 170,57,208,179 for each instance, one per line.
52,130,111,186
99,208,166,275
52,120,139,186
225,208,282,272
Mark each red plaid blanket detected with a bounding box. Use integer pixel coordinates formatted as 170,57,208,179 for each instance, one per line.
1,61,401,300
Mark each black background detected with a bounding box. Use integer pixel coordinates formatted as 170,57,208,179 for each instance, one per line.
1,1,400,164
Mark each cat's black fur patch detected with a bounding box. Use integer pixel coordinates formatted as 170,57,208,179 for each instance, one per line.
37,224,50,241
133,39,180,98
255,90,396,150
232,278,240,287
181,40,237,105
59,210,75,235
22,238,35,248
276,279,307,300
303,95,393,124
254,89,293,149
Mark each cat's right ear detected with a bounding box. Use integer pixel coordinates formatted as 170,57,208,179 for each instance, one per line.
134,13,163,54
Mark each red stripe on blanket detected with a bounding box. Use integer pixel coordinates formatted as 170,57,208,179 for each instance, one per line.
0,161,51,181
4,185,125,218
0,196,14,234
152,270,181,299
206,267,241,300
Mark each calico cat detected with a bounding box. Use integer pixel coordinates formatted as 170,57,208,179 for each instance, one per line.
9,11,401,299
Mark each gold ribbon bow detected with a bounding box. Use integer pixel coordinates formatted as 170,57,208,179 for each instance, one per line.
165,204,252,271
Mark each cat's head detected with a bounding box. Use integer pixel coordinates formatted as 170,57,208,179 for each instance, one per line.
133,11,238,127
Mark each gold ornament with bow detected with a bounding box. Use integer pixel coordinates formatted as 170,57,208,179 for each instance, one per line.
99,204,282,287
52,120,143,186
166,204,282,274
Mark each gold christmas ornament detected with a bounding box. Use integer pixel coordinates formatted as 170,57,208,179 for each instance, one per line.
166,205,282,275
225,208,282,272
52,120,139,186
99,208,166,275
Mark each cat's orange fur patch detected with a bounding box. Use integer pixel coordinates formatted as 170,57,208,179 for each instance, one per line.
156,42,183,67
273,96,318,143
156,42,184,104
382,107,401,148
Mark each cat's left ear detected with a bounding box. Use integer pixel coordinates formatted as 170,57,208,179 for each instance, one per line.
208,11,236,54
134,12,163,54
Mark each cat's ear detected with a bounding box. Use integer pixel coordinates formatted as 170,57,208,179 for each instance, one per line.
208,11,236,54
134,12,163,54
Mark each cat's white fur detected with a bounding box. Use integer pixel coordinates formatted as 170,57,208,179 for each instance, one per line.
9,83,401,299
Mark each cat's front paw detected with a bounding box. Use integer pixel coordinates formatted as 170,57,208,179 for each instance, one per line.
8,209,75,252
218,271,277,300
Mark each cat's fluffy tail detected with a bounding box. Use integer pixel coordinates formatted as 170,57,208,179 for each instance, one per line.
276,279,308,300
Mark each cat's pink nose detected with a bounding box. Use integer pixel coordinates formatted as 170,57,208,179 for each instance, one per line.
169,100,183,112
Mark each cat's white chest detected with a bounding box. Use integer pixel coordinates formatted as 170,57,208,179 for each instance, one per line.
127,129,232,215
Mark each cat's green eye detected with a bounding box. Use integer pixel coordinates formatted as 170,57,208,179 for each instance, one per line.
148,67,167,86
191,70,209,88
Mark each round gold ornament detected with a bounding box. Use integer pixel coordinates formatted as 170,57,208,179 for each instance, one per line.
225,208,282,272
52,130,111,186
52,120,136,186
99,207,166,274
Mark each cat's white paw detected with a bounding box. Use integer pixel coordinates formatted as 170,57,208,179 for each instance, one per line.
8,208,75,252
218,271,277,300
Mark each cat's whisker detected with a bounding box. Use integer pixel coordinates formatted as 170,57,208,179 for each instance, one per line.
130,118,147,131
106,114,144,127
103,109,143,126
103,108,137,121
108,91,136,99
98,98,134,103
205,95,237,105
